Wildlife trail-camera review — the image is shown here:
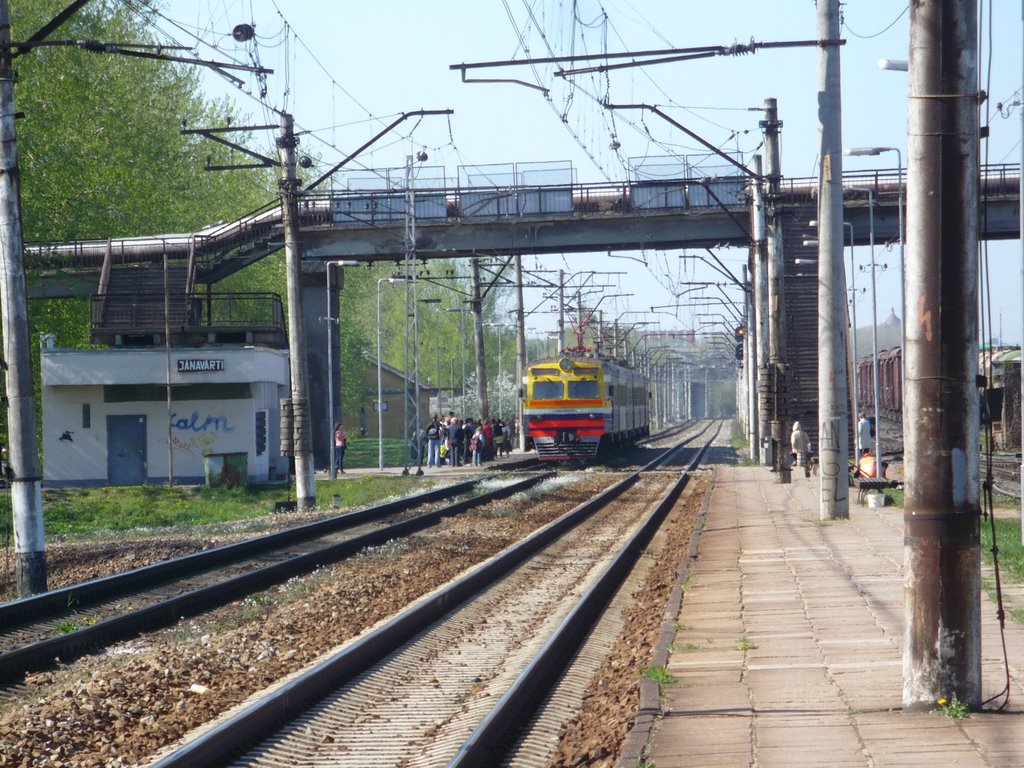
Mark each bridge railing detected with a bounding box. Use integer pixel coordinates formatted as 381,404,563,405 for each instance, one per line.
300,172,752,230
26,163,1020,271
90,291,285,335
777,162,1020,205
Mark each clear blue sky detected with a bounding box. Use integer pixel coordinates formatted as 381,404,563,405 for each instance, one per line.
153,1,1023,345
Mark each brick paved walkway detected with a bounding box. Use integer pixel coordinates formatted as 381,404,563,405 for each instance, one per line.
646,465,1024,768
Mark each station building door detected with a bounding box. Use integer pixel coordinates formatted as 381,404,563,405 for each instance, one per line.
107,414,147,485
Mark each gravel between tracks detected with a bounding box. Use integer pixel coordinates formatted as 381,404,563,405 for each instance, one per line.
0,472,708,767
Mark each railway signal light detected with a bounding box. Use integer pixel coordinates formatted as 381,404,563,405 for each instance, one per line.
734,325,745,342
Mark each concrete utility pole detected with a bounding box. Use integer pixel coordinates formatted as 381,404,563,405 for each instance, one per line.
0,0,46,596
470,258,489,418
743,264,758,461
514,255,527,451
903,0,981,710
750,155,770,464
816,0,850,520
760,98,791,483
278,111,316,509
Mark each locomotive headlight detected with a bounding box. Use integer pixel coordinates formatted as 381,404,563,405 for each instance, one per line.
558,358,572,373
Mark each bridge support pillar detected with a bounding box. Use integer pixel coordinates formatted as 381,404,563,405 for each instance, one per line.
303,267,331,472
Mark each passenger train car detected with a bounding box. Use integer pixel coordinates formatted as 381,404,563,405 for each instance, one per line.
522,355,650,460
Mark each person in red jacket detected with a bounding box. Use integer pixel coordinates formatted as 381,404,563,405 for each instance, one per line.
481,420,494,460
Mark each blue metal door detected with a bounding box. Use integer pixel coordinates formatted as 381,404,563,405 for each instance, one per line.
107,415,147,485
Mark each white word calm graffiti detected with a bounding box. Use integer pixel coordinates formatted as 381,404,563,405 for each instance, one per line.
170,411,234,433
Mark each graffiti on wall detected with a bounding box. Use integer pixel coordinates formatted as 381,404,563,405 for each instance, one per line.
168,410,235,457
171,411,235,433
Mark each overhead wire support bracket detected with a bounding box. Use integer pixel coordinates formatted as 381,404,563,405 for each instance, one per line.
181,123,280,170
304,108,454,191
450,64,549,94
603,101,760,180
450,39,843,95
556,38,844,77
8,40,273,88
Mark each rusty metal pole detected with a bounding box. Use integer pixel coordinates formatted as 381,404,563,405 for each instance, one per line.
816,0,849,518
902,0,981,711
761,98,791,483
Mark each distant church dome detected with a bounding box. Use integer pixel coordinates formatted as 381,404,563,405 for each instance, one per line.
882,307,901,328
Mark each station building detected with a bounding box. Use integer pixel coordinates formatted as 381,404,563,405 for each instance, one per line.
41,345,291,487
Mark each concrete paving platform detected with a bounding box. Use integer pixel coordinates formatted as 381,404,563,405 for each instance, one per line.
645,465,1024,768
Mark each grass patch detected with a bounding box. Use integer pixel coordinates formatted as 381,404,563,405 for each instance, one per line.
39,474,439,539
883,487,904,507
935,693,970,719
981,516,1024,583
643,665,676,685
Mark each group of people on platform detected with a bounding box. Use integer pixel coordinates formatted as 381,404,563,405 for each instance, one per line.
423,413,517,468
789,412,887,481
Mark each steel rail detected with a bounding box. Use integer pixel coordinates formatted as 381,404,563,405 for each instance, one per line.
0,475,548,683
448,422,720,766
0,479,480,626
148,429,717,768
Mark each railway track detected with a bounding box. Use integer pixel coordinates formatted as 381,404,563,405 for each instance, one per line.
0,475,550,685
146,423,721,768
988,453,1022,499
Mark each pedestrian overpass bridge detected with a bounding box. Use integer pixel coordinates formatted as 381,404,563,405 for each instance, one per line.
27,162,1021,296
23,160,1022,469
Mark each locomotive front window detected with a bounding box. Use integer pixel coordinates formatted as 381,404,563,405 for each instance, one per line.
533,380,564,399
568,380,599,399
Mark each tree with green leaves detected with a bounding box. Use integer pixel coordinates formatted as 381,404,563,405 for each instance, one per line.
14,0,276,351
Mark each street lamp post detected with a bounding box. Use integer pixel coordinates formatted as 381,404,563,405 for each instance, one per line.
844,146,904,336
853,188,883,474
377,276,405,470
324,260,358,479
419,298,442,402
845,222,860,447
445,307,470,413
484,322,513,416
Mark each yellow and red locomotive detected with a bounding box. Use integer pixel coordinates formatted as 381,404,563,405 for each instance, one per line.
522,355,650,460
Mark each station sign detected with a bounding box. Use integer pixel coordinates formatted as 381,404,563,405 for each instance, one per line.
177,358,225,373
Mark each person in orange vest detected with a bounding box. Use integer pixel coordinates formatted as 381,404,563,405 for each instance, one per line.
857,450,887,479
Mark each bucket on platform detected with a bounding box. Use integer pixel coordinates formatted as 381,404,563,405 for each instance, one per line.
866,492,887,508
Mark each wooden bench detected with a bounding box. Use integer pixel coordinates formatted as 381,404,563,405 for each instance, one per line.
852,477,898,504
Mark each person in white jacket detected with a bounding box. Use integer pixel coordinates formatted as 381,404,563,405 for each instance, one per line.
790,421,811,478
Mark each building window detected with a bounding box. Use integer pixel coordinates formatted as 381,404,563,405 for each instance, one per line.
82,403,91,429
104,383,252,402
